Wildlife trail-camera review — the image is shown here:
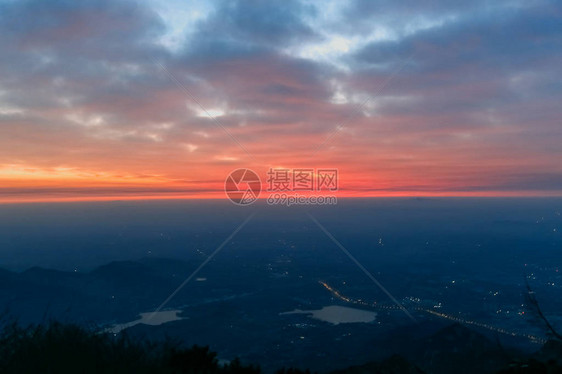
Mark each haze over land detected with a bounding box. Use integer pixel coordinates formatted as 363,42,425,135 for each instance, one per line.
0,199,560,371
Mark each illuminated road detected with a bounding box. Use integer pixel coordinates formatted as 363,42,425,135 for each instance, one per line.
319,281,547,345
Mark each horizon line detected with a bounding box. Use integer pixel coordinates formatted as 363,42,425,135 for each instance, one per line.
1,191,562,205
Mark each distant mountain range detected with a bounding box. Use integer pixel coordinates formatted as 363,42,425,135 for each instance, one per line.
0,258,195,324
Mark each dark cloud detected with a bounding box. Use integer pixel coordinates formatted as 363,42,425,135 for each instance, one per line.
355,2,562,72
0,0,165,58
341,0,562,136
193,0,318,47
0,0,170,125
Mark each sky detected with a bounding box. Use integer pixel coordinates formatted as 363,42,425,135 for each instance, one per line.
0,0,561,202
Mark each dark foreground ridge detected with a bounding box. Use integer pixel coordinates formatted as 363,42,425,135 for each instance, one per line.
0,321,560,374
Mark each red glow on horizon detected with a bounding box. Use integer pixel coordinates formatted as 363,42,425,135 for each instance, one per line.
1,160,562,204
1,188,560,205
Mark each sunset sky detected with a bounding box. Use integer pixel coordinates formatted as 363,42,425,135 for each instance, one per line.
0,0,561,202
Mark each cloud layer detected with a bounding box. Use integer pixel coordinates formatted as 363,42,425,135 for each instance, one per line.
0,0,561,201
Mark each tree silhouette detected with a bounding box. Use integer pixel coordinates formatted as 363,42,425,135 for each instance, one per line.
525,280,562,341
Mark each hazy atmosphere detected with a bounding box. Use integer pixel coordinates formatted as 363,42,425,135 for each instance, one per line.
0,1,561,373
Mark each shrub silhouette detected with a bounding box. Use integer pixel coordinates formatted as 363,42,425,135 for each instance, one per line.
1,320,560,374
0,321,260,373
